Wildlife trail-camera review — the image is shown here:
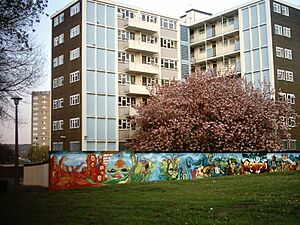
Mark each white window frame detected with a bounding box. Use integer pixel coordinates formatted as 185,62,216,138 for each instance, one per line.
70,94,80,106
118,52,135,63
70,2,80,16
278,92,286,101
275,47,284,58
161,38,176,49
118,119,131,129
70,25,80,38
70,118,80,129
287,94,295,104
286,71,293,82
284,49,292,59
53,37,59,46
70,47,80,61
277,69,285,80
288,117,296,128
141,14,157,23
274,24,282,35
283,27,291,38
161,58,178,69
54,13,64,27
282,5,289,16
53,120,63,131
70,70,80,83
53,57,58,67
118,74,130,85
58,55,64,65
118,96,130,106
273,2,281,13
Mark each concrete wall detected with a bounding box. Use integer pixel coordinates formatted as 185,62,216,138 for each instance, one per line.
24,162,49,187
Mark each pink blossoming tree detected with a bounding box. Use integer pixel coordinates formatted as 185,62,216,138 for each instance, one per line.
126,71,295,152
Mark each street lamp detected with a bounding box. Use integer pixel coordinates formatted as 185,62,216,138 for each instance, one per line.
11,96,22,193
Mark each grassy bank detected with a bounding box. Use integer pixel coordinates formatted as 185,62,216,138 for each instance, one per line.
1,171,299,225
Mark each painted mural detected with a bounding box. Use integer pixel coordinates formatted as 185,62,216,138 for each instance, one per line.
49,152,300,190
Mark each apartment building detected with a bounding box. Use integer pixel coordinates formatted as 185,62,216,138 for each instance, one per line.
31,91,51,146
51,0,181,151
185,0,300,150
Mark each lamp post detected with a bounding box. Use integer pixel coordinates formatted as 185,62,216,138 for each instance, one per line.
11,96,22,193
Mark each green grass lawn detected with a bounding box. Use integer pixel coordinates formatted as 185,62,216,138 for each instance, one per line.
1,171,299,225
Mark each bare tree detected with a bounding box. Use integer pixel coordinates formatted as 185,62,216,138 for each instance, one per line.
126,71,295,152
0,0,48,119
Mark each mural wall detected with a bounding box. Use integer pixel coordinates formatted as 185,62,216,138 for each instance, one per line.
49,152,300,190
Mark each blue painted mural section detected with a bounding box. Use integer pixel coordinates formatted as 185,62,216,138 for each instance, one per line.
49,152,300,190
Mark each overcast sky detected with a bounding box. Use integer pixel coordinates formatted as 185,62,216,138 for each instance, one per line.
1,0,299,144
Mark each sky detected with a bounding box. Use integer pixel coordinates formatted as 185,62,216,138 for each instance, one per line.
0,0,299,144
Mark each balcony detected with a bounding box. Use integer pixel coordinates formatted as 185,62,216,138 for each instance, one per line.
126,84,150,96
119,107,137,117
125,18,159,33
207,48,216,58
119,130,135,140
125,40,159,54
223,41,240,54
126,62,159,75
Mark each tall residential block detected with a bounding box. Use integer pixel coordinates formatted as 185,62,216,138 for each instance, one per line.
51,0,181,151
185,0,300,150
31,91,51,146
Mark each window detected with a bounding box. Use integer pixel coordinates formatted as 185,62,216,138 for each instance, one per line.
275,47,284,58
70,94,80,106
53,57,58,67
282,5,289,16
53,37,59,46
58,34,64,44
70,141,80,151
53,13,64,27
161,58,177,69
142,55,158,65
118,51,134,63
118,96,130,106
70,2,80,16
70,47,80,60
53,120,63,131
273,2,281,13
70,118,80,129
70,25,80,38
52,76,64,88
141,34,157,44
283,27,291,38
277,69,285,80
286,71,293,82
142,77,158,86
278,92,286,101
284,49,292,59
118,30,135,40
287,94,295,104
117,8,134,19
52,142,63,151
70,70,80,83
53,98,64,109
118,74,130,84
160,18,177,30
199,44,206,53
141,14,157,23
288,117,296,127
161,38,176,49
118,119,131,129
161,79,171,86
274,24,282,35
58,55,64,65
